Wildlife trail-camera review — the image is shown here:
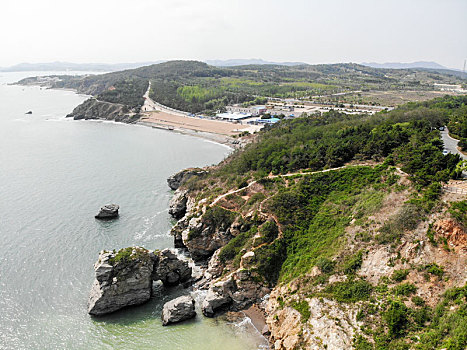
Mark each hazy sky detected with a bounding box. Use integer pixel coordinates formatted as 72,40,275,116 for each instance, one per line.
1,0,466,69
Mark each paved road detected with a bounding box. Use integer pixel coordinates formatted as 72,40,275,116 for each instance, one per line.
441,128,467,160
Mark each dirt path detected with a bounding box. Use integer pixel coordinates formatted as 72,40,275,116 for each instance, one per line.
210,165,349,207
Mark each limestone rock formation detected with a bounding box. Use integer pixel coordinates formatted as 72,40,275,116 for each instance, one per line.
95,204,119,219
161,295,196,326
88,247,192,316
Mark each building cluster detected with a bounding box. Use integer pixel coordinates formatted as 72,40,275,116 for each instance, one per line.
211,100,391,126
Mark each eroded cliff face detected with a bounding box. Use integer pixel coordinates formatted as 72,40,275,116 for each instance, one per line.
66,98,139,123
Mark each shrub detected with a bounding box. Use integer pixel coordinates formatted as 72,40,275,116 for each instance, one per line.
202,206,236,229
392,283,417,296
424,263,444,278
218,227,256,263
384,300,409,337
343,250,364,275
316,257,335,274
323,279,372,302
391,269,409,282
257,220,279,245
412,296,425,307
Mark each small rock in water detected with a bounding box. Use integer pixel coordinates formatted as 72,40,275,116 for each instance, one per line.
95,204,119,219
161,295,196,326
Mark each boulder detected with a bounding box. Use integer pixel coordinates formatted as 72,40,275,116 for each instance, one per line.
95,204,119,219
87,247,155,316
201,279,236,317
153,249,192,286
161,295,196,326
201,289,232,317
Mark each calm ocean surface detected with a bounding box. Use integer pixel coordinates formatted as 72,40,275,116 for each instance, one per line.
0,72,267,349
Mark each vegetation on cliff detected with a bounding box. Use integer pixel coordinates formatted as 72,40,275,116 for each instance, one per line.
177,94,467,349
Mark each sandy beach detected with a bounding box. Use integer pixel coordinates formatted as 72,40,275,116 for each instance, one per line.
138,82,261,146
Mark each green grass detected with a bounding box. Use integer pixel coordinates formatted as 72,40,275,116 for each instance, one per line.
108,247,150,265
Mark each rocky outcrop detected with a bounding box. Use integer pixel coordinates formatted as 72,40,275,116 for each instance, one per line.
169,189,188,219
167,168,208,191
88,247,192,316
153,249,192,286
202,279,235,317
201,269,270,317
161,295,196,326
433,219,467,251
181,215,233,260
66,98,139,123
95,204,119,219
266,285,361,350
87,247,154,316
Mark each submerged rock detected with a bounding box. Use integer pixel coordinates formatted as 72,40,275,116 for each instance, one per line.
161,295,196,326
95,204,119,219
88,247,192,316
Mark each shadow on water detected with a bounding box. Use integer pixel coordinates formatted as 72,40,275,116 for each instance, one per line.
90,283,191,326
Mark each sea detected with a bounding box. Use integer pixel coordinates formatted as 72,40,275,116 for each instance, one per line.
0,72,268,350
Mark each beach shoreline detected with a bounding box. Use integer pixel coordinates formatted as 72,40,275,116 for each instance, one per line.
137,119,238,148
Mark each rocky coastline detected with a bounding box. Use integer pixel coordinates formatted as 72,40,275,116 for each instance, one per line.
166,169,272,326
66,98,140,124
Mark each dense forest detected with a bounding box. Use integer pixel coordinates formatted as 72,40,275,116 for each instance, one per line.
18,60,467,115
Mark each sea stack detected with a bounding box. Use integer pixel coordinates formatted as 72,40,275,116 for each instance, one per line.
87,247,192,316
95,204,119,219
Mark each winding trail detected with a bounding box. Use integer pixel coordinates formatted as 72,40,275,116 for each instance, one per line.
210,165,350,207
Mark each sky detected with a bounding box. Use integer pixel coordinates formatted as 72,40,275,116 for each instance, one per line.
1,0,466,69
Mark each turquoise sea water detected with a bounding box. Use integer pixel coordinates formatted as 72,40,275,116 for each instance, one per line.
0,72,268,349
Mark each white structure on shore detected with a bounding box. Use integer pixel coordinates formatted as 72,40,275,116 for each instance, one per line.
226,105,266,116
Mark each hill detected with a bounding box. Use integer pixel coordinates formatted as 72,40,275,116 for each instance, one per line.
169,95,467,349
362,61,448,70
16,60,467,119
